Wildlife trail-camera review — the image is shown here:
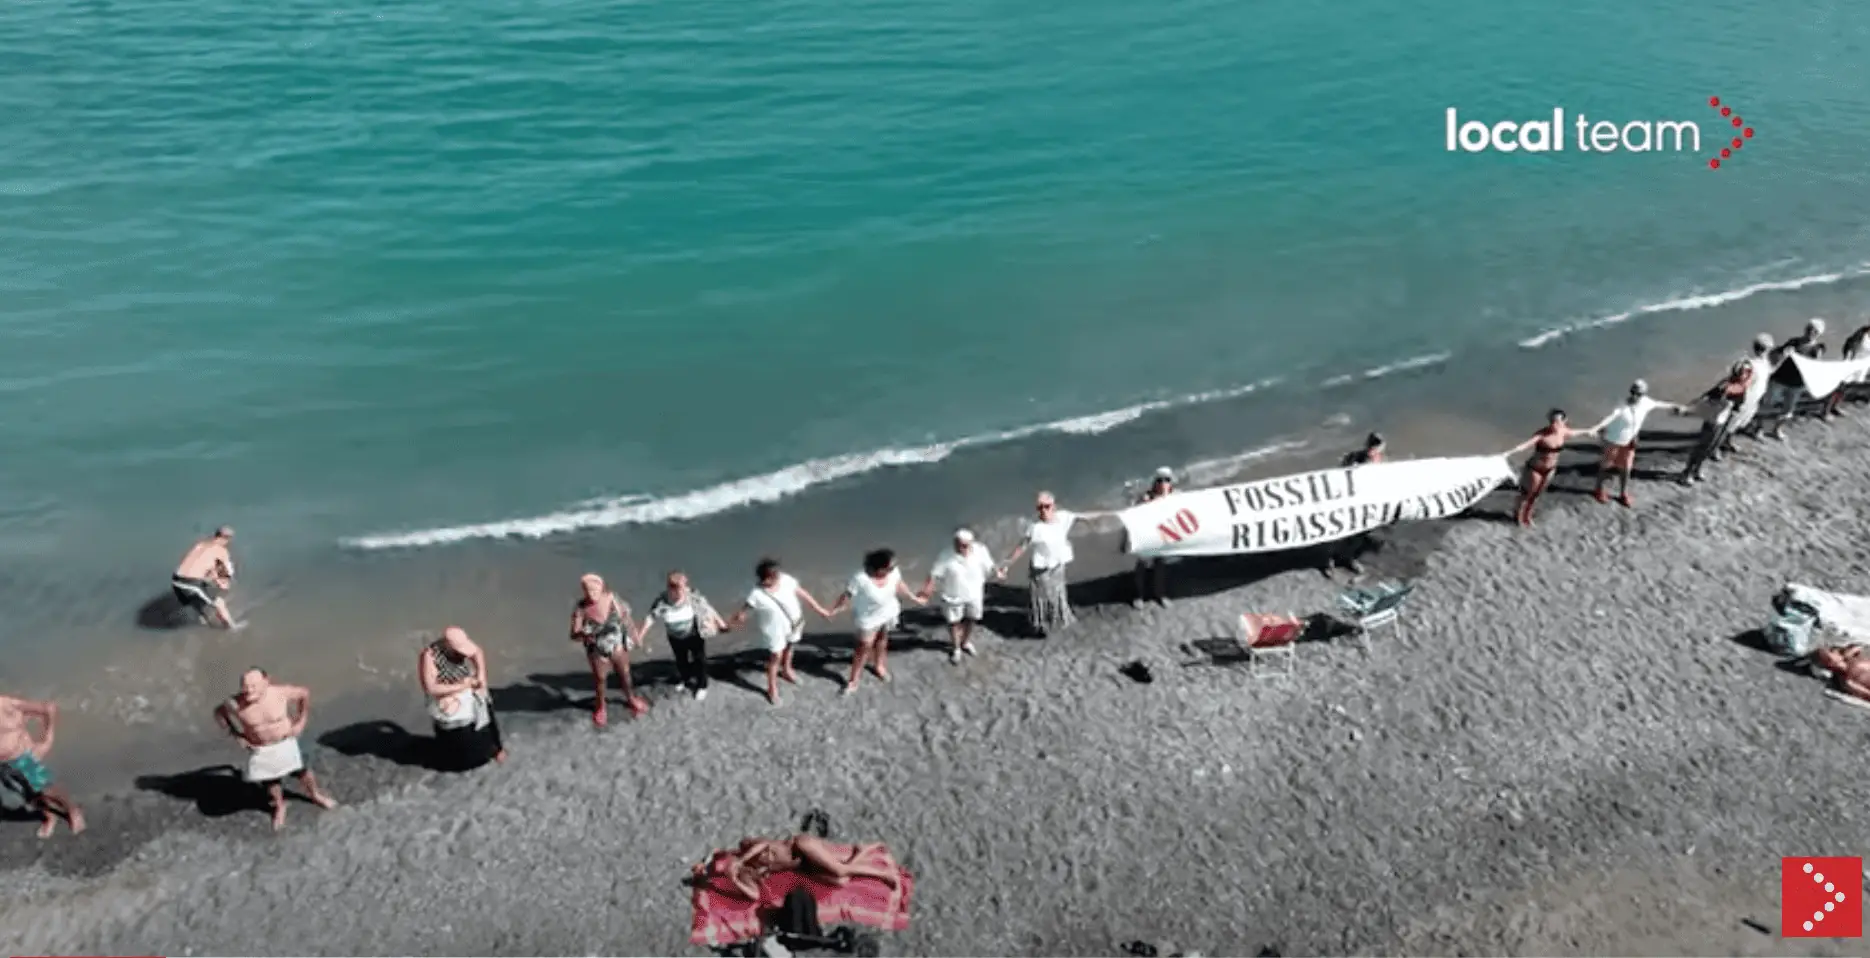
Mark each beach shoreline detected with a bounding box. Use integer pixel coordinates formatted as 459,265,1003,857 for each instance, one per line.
5,369,1870,954
12,276,1870,796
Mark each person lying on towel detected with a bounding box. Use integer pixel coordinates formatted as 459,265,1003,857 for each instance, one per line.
1812,645,1870,702
712,834,902,901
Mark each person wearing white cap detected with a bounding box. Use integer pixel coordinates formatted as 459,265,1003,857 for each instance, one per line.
1762,318,1827,440
919,528,1004,664
1003,490,1109,637
1130,468,1177,607
1584,379,1691,507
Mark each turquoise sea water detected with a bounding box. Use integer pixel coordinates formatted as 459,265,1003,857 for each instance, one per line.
3,1,1869,650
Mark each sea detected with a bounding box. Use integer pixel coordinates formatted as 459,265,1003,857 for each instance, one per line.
4,0,1869,785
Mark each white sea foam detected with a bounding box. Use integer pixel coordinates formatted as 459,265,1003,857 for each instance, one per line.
347,262,1870,551
1321,351,1453,388
343,378,1281,549
1517,266,1870,350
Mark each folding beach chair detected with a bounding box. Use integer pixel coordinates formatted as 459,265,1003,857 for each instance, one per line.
1238,615,1303,678
1337,581,1413,651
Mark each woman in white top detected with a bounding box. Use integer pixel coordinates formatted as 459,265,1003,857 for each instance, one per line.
825,548,926,695
725,558,833,706
1002,490,1105,637
1585,379,1689,507
638,571,727,702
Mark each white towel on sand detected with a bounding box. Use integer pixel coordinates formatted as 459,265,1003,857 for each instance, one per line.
244,738,304,783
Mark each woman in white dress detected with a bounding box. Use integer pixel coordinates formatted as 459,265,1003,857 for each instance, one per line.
825,548,926,695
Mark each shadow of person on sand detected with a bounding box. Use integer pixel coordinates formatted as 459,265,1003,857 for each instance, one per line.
133,765,273,817
317,720,436,770
516,644,836,707
134,591,197,630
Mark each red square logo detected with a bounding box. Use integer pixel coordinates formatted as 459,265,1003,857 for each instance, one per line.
1783,856,1863,937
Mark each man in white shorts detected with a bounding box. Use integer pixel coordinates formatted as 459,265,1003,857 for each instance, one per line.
727,558,833,706
920,528,1004,664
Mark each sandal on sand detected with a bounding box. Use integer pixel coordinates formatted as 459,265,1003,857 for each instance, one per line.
1616,493,1634,508
627,696,650,717
1592,488,1610,504
592,702,608,728
840,681,856,696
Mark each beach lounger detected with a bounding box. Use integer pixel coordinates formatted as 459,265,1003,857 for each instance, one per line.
1237,615,1302,678
690,843,911,955
1337,581,1413,651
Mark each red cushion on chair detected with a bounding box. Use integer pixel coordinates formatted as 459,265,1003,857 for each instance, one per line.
1250,621,1302,649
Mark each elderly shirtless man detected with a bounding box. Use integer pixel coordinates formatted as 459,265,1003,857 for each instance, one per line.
173,526,243,630
1814,645,1870,702
213,668,338,830
0,694,84,838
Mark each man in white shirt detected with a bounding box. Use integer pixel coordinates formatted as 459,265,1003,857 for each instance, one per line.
1586,379,1690,507
920,528,1004,664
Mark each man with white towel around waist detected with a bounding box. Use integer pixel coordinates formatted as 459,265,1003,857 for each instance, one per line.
214,668,339,830
920,528,1004,665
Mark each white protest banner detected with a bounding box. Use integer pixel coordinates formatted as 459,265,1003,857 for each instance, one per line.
1786,353,1870,398
1118,455,1515,559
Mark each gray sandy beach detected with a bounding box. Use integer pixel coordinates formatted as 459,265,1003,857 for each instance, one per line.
6,407,1870,956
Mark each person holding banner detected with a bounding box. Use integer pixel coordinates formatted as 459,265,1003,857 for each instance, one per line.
1763,318,1826,441
1506,410,1592,526
1323,434,1386,575
1130,468,1177,607
1822,320,1870,418
1003,491,1104,637
1586,380,1692,507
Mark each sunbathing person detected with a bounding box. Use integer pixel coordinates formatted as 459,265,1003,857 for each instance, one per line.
1812,645,1870,701
716,834,902,901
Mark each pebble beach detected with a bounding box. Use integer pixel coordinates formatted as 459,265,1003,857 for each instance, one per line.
4,405,1869,956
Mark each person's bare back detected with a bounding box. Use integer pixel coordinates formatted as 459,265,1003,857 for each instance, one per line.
172,527,241,629
176,537,233,583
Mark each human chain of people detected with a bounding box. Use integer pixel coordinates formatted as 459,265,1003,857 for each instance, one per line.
3,317,1866,840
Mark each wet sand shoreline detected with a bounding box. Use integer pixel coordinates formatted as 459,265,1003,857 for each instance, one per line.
5,388,1869,955
11,292,1846,796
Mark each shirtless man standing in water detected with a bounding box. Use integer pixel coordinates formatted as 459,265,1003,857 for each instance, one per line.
0,694,85,838
213,668,338,829
173,526,243,629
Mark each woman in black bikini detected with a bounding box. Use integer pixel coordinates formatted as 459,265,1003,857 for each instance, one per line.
1506,409,1593,527
569,573,646,727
